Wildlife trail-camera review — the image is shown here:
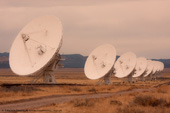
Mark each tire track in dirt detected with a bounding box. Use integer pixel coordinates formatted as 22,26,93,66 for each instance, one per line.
1,81,169,112
0,88,152,112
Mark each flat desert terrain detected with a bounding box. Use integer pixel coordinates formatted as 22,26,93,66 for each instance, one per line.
0,68,170,113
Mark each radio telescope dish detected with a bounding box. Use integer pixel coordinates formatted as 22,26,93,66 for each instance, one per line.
159,62,163,72
133,57,147,78
152,61,159,75
154,61,163,79
9,16,63,83
114,52,136,79
157,61,164,72
143,60,154,77
156,61,161,73
156,62,161,72
160,62,164,71
157,61,164,78
150,61,161,80
154,61,164,79
84,44,116,84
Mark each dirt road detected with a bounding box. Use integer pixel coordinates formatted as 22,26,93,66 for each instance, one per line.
0,88,152,112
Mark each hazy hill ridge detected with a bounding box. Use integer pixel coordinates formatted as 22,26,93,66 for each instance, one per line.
0,52,170,68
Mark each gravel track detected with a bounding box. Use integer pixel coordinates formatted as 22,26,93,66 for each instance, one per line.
1,81,169,112
0,88,152,112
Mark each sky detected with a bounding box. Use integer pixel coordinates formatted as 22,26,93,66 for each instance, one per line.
0,0,170,59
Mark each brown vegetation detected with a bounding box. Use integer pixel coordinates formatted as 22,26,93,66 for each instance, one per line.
24,84,170,113
0,68,170,113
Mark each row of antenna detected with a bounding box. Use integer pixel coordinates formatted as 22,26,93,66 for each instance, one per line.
9,16,164,84
84,44,164,85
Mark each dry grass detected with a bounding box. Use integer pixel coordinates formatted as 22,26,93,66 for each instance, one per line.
26,84,170,113
0,68,170,113
0,84,133,104
133,95,168,107
0,68,142,103
72,99,96,107
110,100,122,106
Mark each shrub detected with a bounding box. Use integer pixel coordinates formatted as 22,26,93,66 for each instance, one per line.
73,99,95,107
2,86,40,93
71,87,82,92
110,100,122,106
88,88,97,93
133,95,167,107
157,89,167,94
117,106,144,113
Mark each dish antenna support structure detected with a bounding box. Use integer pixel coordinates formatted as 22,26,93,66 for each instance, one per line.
9,16,63,84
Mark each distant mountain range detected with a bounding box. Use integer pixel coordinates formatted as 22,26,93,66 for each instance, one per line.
0,53,10,68
0,52,170,68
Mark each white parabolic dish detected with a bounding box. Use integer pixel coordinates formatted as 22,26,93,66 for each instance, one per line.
157,61,163,72
133,57,147,77
9,16,63,76
114,52,136,78
84,44,116,80
160,62,164,71
155,61,162,73
161,62,164,71
143,60,154,77
152,61,159,75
